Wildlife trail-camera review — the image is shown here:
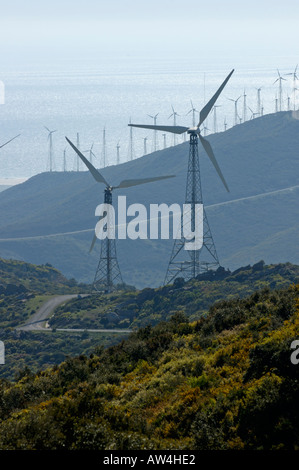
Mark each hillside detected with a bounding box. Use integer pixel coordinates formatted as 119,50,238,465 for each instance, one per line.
0,258,298,383
0,111,298,288
48,261,299,330
0,257,84,295
0,281,298,450
0,258,120,380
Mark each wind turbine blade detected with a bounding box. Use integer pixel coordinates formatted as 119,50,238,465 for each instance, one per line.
198,134,229,192
0,134,21,149
44,126,51,132
115,174,175,189
198,69,234,127
89,233,97,253
65,137,109,186
129,124,188,134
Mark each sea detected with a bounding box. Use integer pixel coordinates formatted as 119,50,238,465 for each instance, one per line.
0,53,298,183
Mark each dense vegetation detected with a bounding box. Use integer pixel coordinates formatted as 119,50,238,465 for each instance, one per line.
0,282,298,450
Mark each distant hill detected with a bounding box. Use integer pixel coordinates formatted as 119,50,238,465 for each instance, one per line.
0,257,84,296
0,111,298,288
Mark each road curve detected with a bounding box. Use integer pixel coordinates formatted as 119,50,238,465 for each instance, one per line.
16,294,132,334
17,294,80,331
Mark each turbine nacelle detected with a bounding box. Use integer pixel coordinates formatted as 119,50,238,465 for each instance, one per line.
187,126,200,135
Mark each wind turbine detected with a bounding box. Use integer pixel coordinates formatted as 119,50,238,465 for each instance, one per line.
168,105,180,145
148,113,159,152
186,100,198,127
129,69,234,284
285,65,299,111
101,127,107,168
127,117,135,161
83,143,97,165
212,105,221,133
242,90,247,122
44,126,57,172
65,137,175,293
256,87,262,116
274,94,278,113
202,125,210,137
228,96,241,126
143,137,148,155
248,107,259,120
63,148,67,172
116,140,120,165
224,117,228,131
274,69,286,112
162,133,167,149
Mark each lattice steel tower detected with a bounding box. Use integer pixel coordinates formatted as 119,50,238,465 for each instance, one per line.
92,187,123,292
164,131,220,285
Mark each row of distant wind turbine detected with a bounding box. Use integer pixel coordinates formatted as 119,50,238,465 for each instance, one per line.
44,66,299,173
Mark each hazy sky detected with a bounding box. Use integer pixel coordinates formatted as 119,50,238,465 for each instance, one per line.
0,0,298,64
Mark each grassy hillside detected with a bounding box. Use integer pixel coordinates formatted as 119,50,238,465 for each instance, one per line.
0,112,298,288
0,282,298,450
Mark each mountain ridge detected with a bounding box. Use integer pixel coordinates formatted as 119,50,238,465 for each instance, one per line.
0,111,298,288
